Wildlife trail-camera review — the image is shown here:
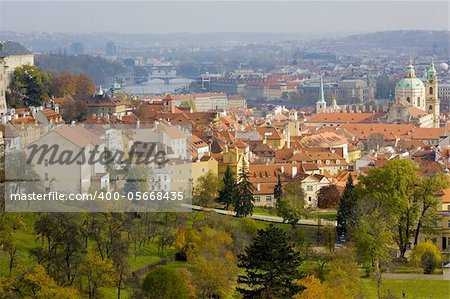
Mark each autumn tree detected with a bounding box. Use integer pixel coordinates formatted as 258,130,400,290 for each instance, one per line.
78,252,116,299
0,265,79,298
237,225,304,298
218,166,236,210
317,185,341,209
411,241,443,274
193,171,220,207
0,213,24,276
277,181,307,227
32,213,86,286
234,159,254,217
142,266,189,299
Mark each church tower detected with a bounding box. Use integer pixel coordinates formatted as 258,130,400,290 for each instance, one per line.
425,60,440,128
316,77,326,113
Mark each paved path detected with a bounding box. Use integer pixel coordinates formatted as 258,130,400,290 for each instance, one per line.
186,204,337,227
382,273,446,280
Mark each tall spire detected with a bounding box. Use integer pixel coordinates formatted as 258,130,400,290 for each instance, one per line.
318,77,326,103
427,59,436,79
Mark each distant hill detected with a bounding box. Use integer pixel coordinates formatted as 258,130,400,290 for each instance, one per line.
342,30,450,54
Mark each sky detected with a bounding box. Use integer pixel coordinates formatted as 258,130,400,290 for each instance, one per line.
0,1,448,34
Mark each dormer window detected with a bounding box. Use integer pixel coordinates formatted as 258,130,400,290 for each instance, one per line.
325,160,330,165
336,160,340,164
317,160,321,164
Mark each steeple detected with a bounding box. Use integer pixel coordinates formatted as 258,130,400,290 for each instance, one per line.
405,59,416,78
427,59,437,79
316,77,327,113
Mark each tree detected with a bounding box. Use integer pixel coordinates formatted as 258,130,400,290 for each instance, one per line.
32,213,86,286
358,159,421,259
0,213,24,276
123,165,148,198
274,174,283,207
218,166,236,210
234,159,254,217
366,134,386,151
317,185,341,209
78,252,116,299
75,74,96,95
193,171,220,207
10,65,51,106
353,209,392,276
413,174,448,245
277,181,307,227
336,175,356,240
411,241,443,274
61,100,89,123
142,266,189,299
237,225,304,298
0,265,79,298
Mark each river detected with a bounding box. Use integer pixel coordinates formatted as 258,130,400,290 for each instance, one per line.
123,78,194,95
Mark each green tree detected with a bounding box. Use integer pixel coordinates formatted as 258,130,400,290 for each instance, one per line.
411,241,443,274
123,165,148,198
358,159,420,259
274,174,283,207
142,266,189,299
234,159,254,217
193,171,220,207
336,175,356,240
277,181,307,227
10,65,52,106
218,166,236,210
237,225,304,298
413,174,448,245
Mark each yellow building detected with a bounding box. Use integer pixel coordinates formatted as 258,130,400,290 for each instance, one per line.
191,155,218,184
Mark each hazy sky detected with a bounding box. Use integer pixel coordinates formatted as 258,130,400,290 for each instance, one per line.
0,1,448,34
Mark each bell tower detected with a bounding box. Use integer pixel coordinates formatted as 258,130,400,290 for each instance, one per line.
425,60,440,128
316,77,327,113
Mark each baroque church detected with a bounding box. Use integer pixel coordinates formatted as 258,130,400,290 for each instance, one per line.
381,60,440,128
315,61,440,128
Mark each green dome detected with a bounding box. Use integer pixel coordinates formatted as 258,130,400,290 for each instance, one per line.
396,77,424,89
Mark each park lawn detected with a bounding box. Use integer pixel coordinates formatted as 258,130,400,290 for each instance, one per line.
361,278,450,299
253,206,277,216
127,238,176,271
310,210,337,221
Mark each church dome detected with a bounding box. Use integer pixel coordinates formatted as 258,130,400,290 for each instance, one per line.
396,61,424,90
395,77,425,90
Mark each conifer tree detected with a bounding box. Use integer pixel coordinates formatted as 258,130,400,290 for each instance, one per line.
237,225,304,297
336,175,356,240
234,159,254,217
218,165,236,210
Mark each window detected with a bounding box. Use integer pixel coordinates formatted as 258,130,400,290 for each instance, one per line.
307,185,313,192
44,173,48,181
308,196,312,202
44,159,49,167
336,160,340,165
429,105,433,111
430,87,433,95
443,237,447,250
406,97,411,103
317,160,321,164
448,220,450,228
254,196,260,202
325,160,330,165
266,196,272,202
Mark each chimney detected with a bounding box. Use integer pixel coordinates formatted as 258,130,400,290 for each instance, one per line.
281,165,285,173
257,183,261,191
292,166,297,178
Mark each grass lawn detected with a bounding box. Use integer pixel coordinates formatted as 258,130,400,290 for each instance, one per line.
361,278,450,299
310,209,337,221
253,206,277,216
